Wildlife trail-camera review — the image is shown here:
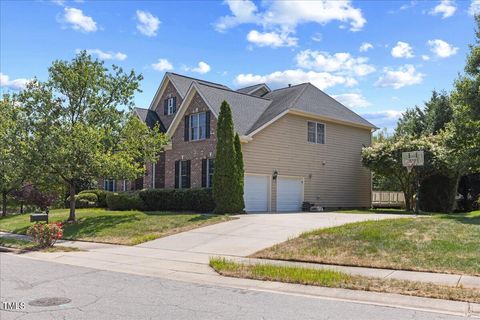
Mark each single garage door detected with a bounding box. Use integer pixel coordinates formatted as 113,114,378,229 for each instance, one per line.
276,177,303,212
244,175,269,212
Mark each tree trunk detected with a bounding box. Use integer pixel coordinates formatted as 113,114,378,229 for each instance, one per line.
1,191,7,217
68,183,76,222
446,173,461,213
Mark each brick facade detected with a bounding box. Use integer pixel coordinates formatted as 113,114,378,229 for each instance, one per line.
164,92,217,188
154,81,183,130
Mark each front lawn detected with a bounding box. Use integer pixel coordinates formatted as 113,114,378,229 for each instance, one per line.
210,258,480,303
254,210,480,276
0,208,231,245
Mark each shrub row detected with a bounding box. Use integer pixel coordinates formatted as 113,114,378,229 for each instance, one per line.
66,192,98,209
106,192,144,211
139,188,215,212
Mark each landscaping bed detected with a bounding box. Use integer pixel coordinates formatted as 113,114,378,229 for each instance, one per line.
0,208,232,245
0,237,80,253
253,210,480,276
210,258,480,303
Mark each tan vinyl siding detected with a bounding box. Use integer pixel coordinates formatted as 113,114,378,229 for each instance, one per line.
242,113,372,209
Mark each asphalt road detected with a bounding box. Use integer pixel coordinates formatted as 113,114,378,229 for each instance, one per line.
0,254,465,320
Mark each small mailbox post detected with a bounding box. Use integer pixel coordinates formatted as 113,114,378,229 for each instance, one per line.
30,207,49,223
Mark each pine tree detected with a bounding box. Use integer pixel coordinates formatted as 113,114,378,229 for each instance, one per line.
233,133,245,212
213,101,237,213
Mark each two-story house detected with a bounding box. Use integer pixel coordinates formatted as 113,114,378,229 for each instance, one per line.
101,72,376,212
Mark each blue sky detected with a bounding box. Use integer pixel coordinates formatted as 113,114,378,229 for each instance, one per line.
1,0,479,131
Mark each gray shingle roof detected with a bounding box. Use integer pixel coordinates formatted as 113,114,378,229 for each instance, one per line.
167,73,229,98
249,83,376,133
236,83,269,94
195,83,272,135
162,73,375,136
134,108,166,132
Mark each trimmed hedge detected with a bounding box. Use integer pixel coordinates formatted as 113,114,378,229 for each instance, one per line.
139,188,215,213
79,189,109,207
106,192,144,211
66,192,98,209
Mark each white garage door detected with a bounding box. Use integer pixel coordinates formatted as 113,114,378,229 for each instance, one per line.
277,177,303,212
244,175,269,212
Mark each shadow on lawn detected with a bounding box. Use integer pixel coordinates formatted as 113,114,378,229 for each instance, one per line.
62,214,140,239
440,212,480,226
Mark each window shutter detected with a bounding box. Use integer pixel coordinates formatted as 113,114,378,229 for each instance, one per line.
174,161,179,189
173,96,177,113
201,159,207,188
186,160,191,188
184,116,190,141
205,111,211,138
164,99,168,115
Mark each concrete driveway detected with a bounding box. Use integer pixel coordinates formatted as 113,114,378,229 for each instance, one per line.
136,212,404,258
15,212,406,279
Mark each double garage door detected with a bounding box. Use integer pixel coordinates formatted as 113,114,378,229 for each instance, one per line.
243,175,303,212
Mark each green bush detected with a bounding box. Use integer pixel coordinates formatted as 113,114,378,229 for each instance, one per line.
106,192,144,211
79,189,109,207
139,188,215,212
66,192,98,208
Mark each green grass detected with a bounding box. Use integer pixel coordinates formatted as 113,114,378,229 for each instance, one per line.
0,237,80,252
254,210,480,276
0,208,232,245
210,258,480,303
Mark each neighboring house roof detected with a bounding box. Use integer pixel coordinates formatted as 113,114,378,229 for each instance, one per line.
134,107,166,132
167,72,230,98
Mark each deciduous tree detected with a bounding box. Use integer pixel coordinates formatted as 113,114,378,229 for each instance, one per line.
19,51,167,222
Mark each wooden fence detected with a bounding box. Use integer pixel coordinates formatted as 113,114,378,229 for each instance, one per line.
372,191,405,208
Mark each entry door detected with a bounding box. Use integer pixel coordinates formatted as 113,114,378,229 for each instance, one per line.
244,175,269,212
276,177,303,212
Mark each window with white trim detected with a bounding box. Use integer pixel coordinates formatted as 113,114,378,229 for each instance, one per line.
167,97,176,115
307,121,325,144
123,180,127,191
207,158,214,188
104,179,116,192
190,112,206,141
180,160,190,188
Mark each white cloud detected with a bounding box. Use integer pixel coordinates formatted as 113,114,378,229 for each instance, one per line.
0,73,29,91
235,69,357,91
152,59,173,71
60,7,97,32
391,41,414,58
427,39,458,58
361,110,403,130
136,10,160,37
332,93,371,108
359,42,373,52
215,0,366,46
311,33,322,42
375,65,424,89
79,49,127,61
429,0,457,18
421,55,430,61
246,30,297,47
185,61,211,74
469,0,480,15
295,50,375,77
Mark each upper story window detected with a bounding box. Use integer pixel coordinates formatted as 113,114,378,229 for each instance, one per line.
184,111,210,142
164,97,177,115
307,121,325,144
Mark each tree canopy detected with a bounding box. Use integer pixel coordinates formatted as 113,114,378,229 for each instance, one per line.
18,51,168,221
